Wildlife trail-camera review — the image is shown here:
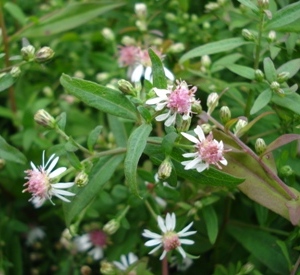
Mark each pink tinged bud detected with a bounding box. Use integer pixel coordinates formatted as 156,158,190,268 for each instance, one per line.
34,109,56,128
35,46,55,63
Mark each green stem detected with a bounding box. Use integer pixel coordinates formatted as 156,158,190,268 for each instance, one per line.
244,11,265,118
145,200,158,221
290,254,300,275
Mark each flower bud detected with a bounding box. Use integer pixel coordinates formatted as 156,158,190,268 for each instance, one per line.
101,28,115,41
207,92,219,114
270,81,280,91
219,106,231,124
234,119,248,135
240,263,255,274
201,55,211,68
158,158,172,180
168,43,185,53
80,265,92,275
267,30,276,42
176,116,191,133
205,2,219,11
257,0,269,9
135,3,147,18
103,219,120,235
96,72,110,82
10,66,21,78
203,21,211,29
0,159,5,170
280,165,294,177
34,109,56,128
21,45,35,61
35,46,55,63
255,138,267,155
201,123,212,134
100,261,115,275
75,171,89,187
121,36,136,46
165,12,177,22
74,70,85,79
192,101,202,115
255,69,264,81
118,79,136,96
136,20,147,31
242,29,255,41
277,71,290,83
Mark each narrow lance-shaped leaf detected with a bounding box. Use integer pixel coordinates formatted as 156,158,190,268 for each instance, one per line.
202,205,218,245
63,154,124,227
0,136,27,164
277,58,300,78
250,89,272,115
0,74,14,92
60,74,139,121
226,64,256,80
149,48,167,89
125,124,152,197
262,134,300,156
179,38,252,63
263,57,277,83
265,1,300,31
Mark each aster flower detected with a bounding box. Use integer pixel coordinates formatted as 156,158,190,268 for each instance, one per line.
74,230,107,260
181,126,228,173
146,80,198,127
113,252,138,271
26,226,46,246
23,151,75,207
142,212,196,260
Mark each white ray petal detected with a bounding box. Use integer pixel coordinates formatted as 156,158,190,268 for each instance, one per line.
181,132,199,144
49,167,67,178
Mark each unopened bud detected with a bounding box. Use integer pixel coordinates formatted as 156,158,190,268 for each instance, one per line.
101,28,115,41
35,46,55,63
234,119,248,135
158,158,172,180
0,159,5,170
277,71,290,83
192,101,202,115
280,165,294,177
10,66,21,78
21,45,35,61
205,2,219,11
240,263,255,274
268,30,276,42
176,116,191,132
74,70,85,79
80,265,92,275
219,106,231,124
255,69,264,81
100,261,115,275
118,79,136,95
103,219,120,235
75,171,89,187
121,36,136,46
203,21,211,29
135,3,147,18
165,12,177,22
255,138,267,155
242,29,255,41
257,0,269,9
34,109,56,128
270,81,280,91
201,55,211,68
207,92,219,114
168,43,185,53
96,72,110,82
201,123,212,134
136,20,147,31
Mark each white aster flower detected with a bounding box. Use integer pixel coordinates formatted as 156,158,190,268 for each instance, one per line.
142,212,196,260
113,252,138,271
181,126,228,173
74,230,107,260
146,80,198,127
23,151,75,207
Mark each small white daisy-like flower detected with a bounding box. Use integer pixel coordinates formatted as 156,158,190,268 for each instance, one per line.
113,252,138,271
142,212,196,260
74,230,107,260
181,126,228,173
146,80,198,127
23,151,75,207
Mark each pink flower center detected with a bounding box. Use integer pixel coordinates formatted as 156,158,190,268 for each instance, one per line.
196,133,224,165
167,86,191,114
162,231,180,251
89,230,107,247
118,46,139,67
24,169,49,198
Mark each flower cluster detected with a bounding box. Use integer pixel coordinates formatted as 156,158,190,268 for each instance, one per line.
142,212,196,260
181,126,229,172
23,151,75,207
146,80,199,127
118,45,174,83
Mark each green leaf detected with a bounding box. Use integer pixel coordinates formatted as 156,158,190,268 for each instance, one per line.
63,154,124,226
0,73,14,92
265,1,300,31
162,132,178,155
0,136,27,164
276,240,292,269
263,57,277,83
272,92,300,115
202,205,218,244
179,38,252,63
87,125,103,151
60,74,139,121
237,0,259,12
277,59,300,78
18,2,124,38
226,64,256,80
228,224,289,274
211,53,243,73
66,151,82,170
4,2,27,26
107,115,128,147
149,48,167,89
56,112,67,131
124,124,152,197
250,88,272,115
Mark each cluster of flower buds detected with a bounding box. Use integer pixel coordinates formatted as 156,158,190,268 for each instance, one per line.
21,42,55,63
